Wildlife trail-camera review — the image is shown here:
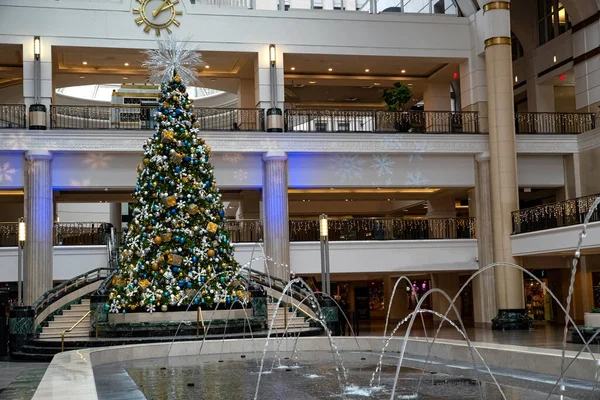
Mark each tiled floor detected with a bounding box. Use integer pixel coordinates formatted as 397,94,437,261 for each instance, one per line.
0,362,48,400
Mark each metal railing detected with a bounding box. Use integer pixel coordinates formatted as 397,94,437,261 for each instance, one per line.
290,217,476,241
193,108,265,131
284,109,480,134
512,194,600,234
50,105,265,131
224,220,264,243
0,222,112,247
515,112,596,134
61,310,91,352
0,104,27,129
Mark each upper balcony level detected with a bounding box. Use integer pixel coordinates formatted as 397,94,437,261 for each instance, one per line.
0,104,596,136
511,193,600,256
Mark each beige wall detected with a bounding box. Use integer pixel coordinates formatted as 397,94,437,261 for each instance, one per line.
578,146,600,196
554,86,577,113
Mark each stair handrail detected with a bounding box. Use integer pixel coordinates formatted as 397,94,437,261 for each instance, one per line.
61,310,91,352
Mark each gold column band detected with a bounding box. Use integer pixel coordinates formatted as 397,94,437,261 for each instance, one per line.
483,1,510,12
484,36,511,48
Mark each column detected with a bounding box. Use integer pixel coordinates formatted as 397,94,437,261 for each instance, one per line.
424,82,452,132
430,273,461,323
237,191,261,243
262,151,290,281
24,150,53,306
482,0,525,310
471,153,497,325
109,203,122,232
237,78,256,109
459,52,488,132
572,17,600,114
22,36,52,128
254,45,284,110
427,195,456,239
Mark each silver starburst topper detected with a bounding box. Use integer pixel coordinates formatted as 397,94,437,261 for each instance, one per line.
142,35,203,86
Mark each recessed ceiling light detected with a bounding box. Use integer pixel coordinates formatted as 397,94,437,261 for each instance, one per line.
82,61,88,65
328,68,333,72
365,69,370,72
309,81,317,84
122,77,128,80
291,67,296,71
401,69,406,73
373,82,380,86
205,65,210,69
408,83,413,86
209,78,217,82
79,75,85,79
124,62,129,66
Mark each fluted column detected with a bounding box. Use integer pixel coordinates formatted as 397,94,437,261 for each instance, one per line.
109,203,122,232
262,151,290,281
24,150,53,305
472,153,497,324
482,0,524,309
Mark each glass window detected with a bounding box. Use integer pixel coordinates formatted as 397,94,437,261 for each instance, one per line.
537,0,571,45
511,32,524,61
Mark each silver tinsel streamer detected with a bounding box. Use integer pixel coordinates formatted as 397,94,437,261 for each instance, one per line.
142,35,203,85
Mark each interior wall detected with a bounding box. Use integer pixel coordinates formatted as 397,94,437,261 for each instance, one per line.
578,146,600,196
56,203,110,223
554,86,577,113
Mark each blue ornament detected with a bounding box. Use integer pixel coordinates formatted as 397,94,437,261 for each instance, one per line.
171,208,176,214
164,291,169,297
173,267,179,273
104,304,109,311
226,297,231,303
178,280,184,287
175,166,181,173
194,160,199,165
163,109,169,115
122,310,126,314
219,210,225,218
180,237,185,244
201,276,205,282
187,282,192,288
195,149,200,153
149,298,154,303
192,256,197,262
184,156,191,163
152,219,156,224
201,299,205,303
194,297,199,304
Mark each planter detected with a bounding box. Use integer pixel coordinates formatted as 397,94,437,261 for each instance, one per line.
584,312,600,327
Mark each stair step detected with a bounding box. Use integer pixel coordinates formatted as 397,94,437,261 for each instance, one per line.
46,321,91,329
40,327,90,335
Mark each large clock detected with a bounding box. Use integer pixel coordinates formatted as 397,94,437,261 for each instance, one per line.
133,0,183,36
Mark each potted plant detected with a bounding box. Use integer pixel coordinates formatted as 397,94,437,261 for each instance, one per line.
584,284,600,327
380,82,412,132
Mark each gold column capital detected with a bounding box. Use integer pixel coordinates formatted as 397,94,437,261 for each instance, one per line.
483,1,510,12
484,36,511,48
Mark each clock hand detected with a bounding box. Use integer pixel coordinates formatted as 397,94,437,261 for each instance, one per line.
153,1,174,17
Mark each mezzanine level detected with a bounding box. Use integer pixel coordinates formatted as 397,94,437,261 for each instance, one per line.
0,105,596,135
0,217,478,282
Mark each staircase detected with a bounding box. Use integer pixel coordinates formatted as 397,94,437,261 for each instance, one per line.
38,299,91,340
267,301,311,330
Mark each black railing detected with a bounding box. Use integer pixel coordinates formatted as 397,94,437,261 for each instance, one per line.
193,108,265,131
50,105,265,131
0,222,111,247
512,194,600,234
224,220,263,243
0,104,27,129
290,218,476,241
284,110,480,134
515,112,596,134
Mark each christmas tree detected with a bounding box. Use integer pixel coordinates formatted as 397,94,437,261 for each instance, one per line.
108,38,245,313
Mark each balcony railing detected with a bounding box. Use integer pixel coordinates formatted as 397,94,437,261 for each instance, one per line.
224,220,264,243
512,194,600,235
0,222,112,247
0,104,27,129
284,110,480,134
290,217,476,241
50,105,265,131
515,112,596,134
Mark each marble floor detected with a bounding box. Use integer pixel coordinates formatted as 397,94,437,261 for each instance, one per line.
0,362,48,400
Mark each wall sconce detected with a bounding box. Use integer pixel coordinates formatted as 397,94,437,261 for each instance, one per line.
18,217,26,247
319,214,328,238
33,36,41,61
269,44,276,67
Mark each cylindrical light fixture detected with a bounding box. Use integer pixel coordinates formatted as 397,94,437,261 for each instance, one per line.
319,214,328,238
269,44,276,66
33,36,41,61
18,217,26,248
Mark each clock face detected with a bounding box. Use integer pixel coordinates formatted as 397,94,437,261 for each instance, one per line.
133,0,182,36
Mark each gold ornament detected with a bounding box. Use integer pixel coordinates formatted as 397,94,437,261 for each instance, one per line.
152,262,159,271
154,236,162,245
207,222,218,233
183,176,189,183
139,279,151,288
162,195,176,207
170,152,183,164
161,232,172,242
200,207,206,213
207,249,215,258
143,158,149,164
205,145,211,152
187,204,199,215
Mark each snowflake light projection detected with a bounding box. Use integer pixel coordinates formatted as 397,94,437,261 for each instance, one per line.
70,178,91,187
83,153,114,169
0,162,17,182
371,154,395,177
233,169,248,182
405,171,428,185
222,153,244,164
330,154,366,183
